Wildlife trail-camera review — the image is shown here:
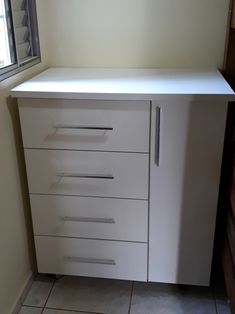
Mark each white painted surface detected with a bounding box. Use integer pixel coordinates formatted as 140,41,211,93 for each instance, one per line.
149,100,227,285
30,194,148,242
14,68,233,285
25,149,148,199
35,236,147,281
18,98,150,152
11,68,234,100
38,0,229,69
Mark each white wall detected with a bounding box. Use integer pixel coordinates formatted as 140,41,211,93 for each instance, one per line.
42,0,230,68
0,1,49,313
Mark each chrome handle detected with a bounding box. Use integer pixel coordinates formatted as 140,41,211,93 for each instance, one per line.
64,256,116,265
57,173,114,180
60,216,115,224
155,106,161,166
53,124,113,131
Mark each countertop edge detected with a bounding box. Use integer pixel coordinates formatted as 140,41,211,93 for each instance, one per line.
10,90,235,102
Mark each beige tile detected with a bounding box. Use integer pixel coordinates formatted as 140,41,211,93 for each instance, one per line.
213,282,231,314
216,300,231,314
23,276,54,307
46,276,132,314
19,275,35,306
43,309,90,314
130,282,216,314
19,306,43,314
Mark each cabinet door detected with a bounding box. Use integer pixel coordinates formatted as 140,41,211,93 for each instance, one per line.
149,99,227,285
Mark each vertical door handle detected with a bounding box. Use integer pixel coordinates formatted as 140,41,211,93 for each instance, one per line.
155,106,161,166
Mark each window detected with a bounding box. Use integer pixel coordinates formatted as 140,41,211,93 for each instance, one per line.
0,0,40,81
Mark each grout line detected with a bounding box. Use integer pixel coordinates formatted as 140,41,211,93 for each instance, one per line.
41,277,105,314
18,304,44,314
42,276,56,311
211,285,219,314
214,295,219,314
20,274,35,304
43,306,105,314
20,305,43,309
13,273,35,313
128,281,134,314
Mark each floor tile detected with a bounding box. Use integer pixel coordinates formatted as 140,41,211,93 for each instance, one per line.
43,309,90,314
23,276,54,307
216,299,231,314
130,282,216,314
19,276,35,307
212,281,231,314
19,306,43,314
46,276,132,314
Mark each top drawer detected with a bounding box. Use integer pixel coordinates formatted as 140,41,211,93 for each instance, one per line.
18,98,150,152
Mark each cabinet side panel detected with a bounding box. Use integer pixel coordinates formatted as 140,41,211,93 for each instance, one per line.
149,100,227,285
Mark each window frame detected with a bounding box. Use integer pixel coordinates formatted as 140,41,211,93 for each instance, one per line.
0,0,41,81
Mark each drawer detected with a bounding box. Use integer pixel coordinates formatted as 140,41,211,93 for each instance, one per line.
30,195,148,242
35,236,147,281
25,149,148,199
18,98,150,152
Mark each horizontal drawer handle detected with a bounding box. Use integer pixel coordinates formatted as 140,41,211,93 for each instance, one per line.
57,173,114,180
64,256,116,265
60,216,115,224
53,124,113,131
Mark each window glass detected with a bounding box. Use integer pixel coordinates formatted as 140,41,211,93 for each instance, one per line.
0,0,14,68
0,0,40,80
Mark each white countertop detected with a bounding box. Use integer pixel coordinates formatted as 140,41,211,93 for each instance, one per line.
11,68,234,100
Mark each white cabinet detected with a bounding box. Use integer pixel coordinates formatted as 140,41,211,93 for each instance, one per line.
18,97,150,282
30,195,148,242
24,149,149,199
11,68,234,286
18,98,150,152
35,236,148,281
149,100,228,285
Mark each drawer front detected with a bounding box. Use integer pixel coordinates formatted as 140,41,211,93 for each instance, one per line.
31,195,148,242
25,150,148,199
18,98,150,152
35,236,147,281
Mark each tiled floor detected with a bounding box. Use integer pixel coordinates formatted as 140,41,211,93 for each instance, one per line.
18,275,231,314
